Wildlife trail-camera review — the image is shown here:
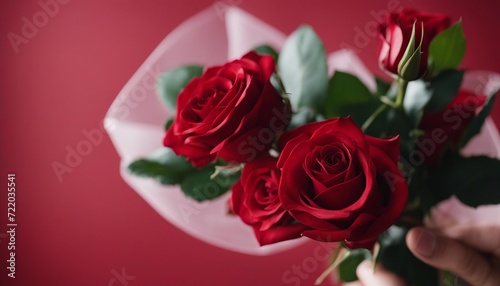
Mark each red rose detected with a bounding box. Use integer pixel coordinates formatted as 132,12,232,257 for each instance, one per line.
164,52,289,167
230,156,307,246
378,8,450,79
277,117,408,249
418,90,487,163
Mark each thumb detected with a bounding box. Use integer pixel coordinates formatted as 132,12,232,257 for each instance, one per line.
406,227,500,286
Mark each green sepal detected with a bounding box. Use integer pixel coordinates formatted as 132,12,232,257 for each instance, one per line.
157,65,204,111
397,22,424,81
429,20,466,75
278,25,328,113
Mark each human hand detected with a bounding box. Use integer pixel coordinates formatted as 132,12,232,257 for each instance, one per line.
345,225,500,286
407,225,500,286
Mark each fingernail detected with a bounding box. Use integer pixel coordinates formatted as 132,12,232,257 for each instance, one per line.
414,228,436,257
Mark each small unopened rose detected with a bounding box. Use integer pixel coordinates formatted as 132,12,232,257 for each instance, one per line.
378,8,450,79
277,117,408,249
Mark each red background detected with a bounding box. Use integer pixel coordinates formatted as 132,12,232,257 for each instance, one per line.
1,0,499,285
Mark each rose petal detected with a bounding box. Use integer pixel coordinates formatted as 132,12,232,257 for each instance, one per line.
313,173,365,209
365,135,400,163
253,223,308,246
352,146,408,244
302,228,351,242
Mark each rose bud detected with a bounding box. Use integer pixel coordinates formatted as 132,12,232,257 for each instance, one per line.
164,52,290,167
277,117,408,249
230,156,307,246
378,8,450,80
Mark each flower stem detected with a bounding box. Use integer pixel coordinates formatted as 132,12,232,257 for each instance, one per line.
274,72,288,98
362,104,388,132
395,78,408,109
314,245,350,285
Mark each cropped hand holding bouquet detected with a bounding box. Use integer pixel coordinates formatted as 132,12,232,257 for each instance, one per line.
123,8,500,285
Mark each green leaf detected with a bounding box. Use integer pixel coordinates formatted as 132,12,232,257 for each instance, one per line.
253,44,279,62
128,149,241,202
378,226,439,286
403,80,433,127
157,65,204,111
180,165,239,202
128,159,179,185
425,70,464,112
326,71,374,116
337,249,371,282
428,155,500,207
278,25,328,113
459,89,498,147
325,71,380,126
429,20,466,74
127,148,196,185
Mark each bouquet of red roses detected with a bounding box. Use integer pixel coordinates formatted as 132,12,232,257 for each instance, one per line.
125,8,500,285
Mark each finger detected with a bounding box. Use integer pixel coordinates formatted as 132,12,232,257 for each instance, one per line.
427,223,500,257
355,260,407,286
407,227,500,286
